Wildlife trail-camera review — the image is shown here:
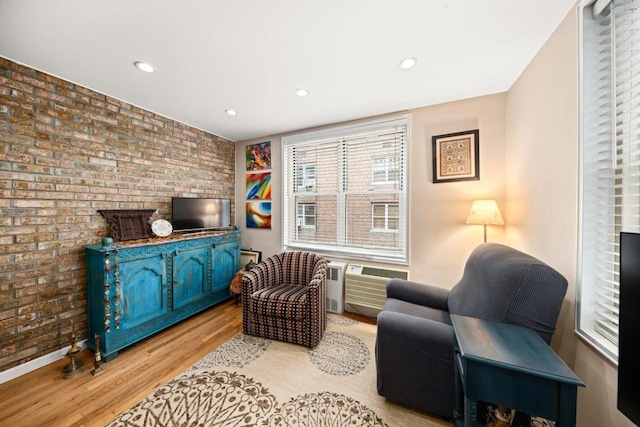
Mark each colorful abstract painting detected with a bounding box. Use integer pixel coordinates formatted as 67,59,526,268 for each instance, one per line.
246,141,271,171
246,172,271,200
246,201,271,229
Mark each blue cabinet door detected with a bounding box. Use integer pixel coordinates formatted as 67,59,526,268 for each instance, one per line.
119,254,168,330
173,247,208,309
212,241,239,292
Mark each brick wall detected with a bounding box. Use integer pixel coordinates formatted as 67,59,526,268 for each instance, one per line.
0,57,235,372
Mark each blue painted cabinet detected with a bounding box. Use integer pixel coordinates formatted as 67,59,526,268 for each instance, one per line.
212,240,239,292
85,228,240,361
119,253,168,330
173,247,208,309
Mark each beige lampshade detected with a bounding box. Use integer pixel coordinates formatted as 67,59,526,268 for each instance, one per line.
466,200,505,225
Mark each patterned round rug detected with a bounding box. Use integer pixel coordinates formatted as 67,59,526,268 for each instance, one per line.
107,315,451,427
108,371,277,427
327,313,358,326
189,333,270,370
269,391,386,427
308,331,370,376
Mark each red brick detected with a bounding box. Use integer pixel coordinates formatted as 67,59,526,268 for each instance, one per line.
0,56,235,371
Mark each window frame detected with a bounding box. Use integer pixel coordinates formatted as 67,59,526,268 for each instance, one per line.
296,202,316,228
371,202,399,232
296,163,317,192
281,115,410,264
576,0,640,364
371,156,399,185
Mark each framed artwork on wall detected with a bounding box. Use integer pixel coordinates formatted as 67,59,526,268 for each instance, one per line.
246,172,271,200
246,201,272,229
246,141,271,171
432,129,480,183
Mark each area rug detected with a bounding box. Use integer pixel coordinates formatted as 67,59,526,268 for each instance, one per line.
107,314,452,427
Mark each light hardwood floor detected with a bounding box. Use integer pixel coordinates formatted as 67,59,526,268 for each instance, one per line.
0,301,375,427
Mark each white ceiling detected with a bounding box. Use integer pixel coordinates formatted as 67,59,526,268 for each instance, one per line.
0,0,576,142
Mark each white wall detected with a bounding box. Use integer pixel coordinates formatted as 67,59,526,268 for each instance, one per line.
236,94,507,288
505,3,633,426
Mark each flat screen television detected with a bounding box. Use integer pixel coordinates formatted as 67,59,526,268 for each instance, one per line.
172,197,232,232
618,232,640,426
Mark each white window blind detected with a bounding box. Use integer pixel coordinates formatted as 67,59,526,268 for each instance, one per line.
282,115,409,263
578,0,640,363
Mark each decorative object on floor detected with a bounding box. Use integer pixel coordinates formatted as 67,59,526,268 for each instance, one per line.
243,251,328,347
466,199,505,242
432,129,479,183
91,334,104,376
240,248,262,265
229,258,258,305
62,331,83,379
246,140,271,170
485,405,512,427
106,314,449,427
98,209,156,241
246,171,272,199
150,219,172,237
376,243,568,419
246,200,272,228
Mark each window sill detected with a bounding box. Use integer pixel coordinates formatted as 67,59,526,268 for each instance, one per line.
574,328,617,366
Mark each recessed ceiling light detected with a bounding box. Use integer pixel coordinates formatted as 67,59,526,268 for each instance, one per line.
134,61,156,73
225,109,237,116
296,88,309,97
399,57,417,70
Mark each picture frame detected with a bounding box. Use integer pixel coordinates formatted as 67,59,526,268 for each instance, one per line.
246,201,272,229
240,249,262,267
432,129,480,183
245,141,271,171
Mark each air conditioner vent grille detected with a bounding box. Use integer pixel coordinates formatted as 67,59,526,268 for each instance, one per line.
361,266,408,280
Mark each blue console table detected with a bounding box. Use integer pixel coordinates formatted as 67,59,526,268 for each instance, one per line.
451,314,584,427
85,228,240,361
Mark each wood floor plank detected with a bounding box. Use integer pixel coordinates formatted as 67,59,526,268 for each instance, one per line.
0,301,374,427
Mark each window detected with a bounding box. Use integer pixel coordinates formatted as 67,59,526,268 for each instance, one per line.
372,156,399,184
578,0,640,363
282,115,409,262
372,203,399,231
297,203,316,227
296,163,316,191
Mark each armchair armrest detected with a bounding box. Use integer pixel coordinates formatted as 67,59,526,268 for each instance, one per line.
242,262,279,294
377,310,455,365
308,260,328,289
386,279,450,311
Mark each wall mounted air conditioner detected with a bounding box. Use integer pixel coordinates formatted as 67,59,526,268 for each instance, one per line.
345,264,409,310
326,261,346,314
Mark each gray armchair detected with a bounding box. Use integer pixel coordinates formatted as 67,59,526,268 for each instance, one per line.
375,243,568,419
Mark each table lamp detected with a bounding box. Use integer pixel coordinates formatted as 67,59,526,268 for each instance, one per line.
466,199,504,242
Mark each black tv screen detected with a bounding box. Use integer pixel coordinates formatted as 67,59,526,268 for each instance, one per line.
619,232,640,426
172,197,231,232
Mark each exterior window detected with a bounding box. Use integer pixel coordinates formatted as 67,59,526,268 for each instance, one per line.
372,203,399,231
372,157,398,184
296,163,316,191
282,115,409,263
297,203,316,227
577,0,640,363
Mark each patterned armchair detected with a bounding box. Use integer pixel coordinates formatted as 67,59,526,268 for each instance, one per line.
242,251,328,347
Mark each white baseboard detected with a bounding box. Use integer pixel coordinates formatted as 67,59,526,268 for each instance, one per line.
0,339,87,385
